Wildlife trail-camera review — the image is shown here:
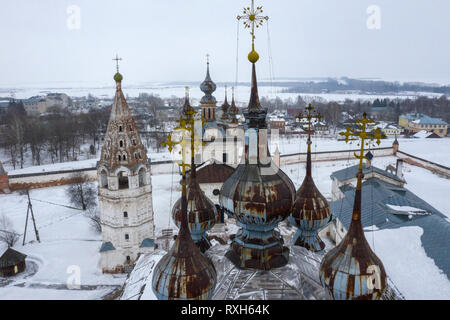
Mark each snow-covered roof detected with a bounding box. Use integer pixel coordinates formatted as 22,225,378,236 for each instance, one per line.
331,177,450,282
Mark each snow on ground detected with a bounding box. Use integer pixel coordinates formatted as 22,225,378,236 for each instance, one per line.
396,137,450,167
366,226,450,300
4,136,450,175
0,185,126,300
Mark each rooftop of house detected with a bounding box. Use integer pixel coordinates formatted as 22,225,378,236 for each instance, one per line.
330,177,450,280
411,115,447,125
0,248,27,268
330,164,405,184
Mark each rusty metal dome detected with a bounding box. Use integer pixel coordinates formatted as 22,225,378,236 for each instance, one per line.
290,175,331,252
289,138,331,252
152,178,217,300
151,224,217,300
319,173,387,300
219,62,295,270
171,177,217,253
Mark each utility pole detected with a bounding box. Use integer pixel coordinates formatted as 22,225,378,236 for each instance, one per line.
22,189,40,245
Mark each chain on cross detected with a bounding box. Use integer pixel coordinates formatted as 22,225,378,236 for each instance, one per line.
340,112,382,169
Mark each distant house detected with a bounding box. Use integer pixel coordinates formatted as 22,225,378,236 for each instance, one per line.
369,106,389,120
0,248,27,277
399,113,448,137
375,122,403,136
325,163,450,282
314,122,329,135
269,116,286,134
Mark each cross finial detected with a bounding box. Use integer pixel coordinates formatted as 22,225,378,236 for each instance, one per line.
113,54,122,73
296,104,322,152
162,109,205,178
237,0,269,52
206,53,210,65
340,112,382,171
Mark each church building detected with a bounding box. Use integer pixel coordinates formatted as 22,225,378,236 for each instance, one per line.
97,61,155,273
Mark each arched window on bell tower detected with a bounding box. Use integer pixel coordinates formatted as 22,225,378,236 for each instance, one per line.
100,170,108,188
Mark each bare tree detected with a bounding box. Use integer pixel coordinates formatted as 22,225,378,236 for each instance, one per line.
85,207,102,233
66,174,97,210
0,213,20,247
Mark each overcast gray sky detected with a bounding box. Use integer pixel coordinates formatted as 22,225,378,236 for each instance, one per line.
0,0,449,85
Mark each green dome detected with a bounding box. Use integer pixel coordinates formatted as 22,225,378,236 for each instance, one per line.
114,72,123,82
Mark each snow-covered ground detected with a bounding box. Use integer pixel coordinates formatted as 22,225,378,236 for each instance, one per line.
4,136,450,176
0,185,126,300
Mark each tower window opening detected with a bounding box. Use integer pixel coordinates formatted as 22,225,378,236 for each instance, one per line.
138,168,146,187
119,125,123,132
125,234,129,240
126,255,131,261
120,140,124,148
123,212,128,218
118,155,122,161
118,171,129,189
123,154,127,161
100,170,108,188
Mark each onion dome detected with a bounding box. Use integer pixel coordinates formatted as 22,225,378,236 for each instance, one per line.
171,128,217,252
320,116,387,300
320,172,387,299
219,59,295,270
152,102,217,299
289,110,331,252
152,181,217,300
220,86,230,121
200,59,217,104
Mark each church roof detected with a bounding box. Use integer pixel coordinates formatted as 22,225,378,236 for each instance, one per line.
194,162,235,184
331,177,450,280
330,164,405,184
99,242,116,252
98,72,150,172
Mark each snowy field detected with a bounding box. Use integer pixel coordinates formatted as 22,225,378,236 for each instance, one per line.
0,186,126,300
0,81,443,105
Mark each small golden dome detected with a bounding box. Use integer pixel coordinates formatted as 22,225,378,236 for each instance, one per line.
248,49,259,63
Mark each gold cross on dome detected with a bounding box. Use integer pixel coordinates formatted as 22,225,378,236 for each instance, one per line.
340,112,382,170
296,104,322,151
113,54,122,73
237,0,269,48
